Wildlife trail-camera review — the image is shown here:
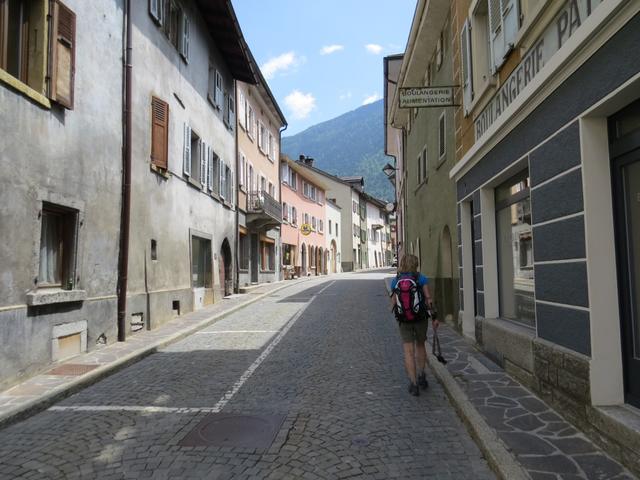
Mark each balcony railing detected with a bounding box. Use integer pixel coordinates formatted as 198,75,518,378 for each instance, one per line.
247,190,282,225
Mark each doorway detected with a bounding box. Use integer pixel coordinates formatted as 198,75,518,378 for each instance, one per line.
610,99,640,408
220,239,232,297
250,234,259,283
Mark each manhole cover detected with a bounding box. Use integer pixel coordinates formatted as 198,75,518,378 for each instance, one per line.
47,364,99,376
179,413,286,448
351,435,370,447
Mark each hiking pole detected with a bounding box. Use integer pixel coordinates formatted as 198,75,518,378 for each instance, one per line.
432,327,447,364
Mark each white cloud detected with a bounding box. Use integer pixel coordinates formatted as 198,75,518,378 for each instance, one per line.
339,91,352,101
320,44,344,55
261,52,301,80
285,90,317,120
365,43,383,55
362,93,381,105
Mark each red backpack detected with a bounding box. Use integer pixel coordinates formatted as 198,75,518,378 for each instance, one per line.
393,273,424,322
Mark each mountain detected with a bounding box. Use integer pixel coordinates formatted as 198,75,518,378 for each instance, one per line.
281,99,394,201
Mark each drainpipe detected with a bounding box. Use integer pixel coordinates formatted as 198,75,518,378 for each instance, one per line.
234,80,239,293
278,123,287,280
117,0,133,342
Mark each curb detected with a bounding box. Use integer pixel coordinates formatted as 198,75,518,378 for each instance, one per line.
0,277,316,431
383,277,529,480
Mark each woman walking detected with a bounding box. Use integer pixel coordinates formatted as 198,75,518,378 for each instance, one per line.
390,254,439,396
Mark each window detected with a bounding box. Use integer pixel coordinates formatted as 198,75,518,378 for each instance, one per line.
435,32,443,70
329,220,332,235
1,1,76,108
260,175,266,193
417,147,428,183
283,244,293,266
268,182,275,198
311,216,317,230
290,170,297,190
191,236,212,288
496,170,534,327
282,202,289,222
303,182,310,198
247,163,254,192
38,203,78,289
268,132,275,160
460,19,474,114
238,152,246,189
151,97,169,170
239,233,249,270
152,0,188,61
318,219,323,233
291,206,297,225
224,93,235,129
211,153,221,195
183,124,203,183
438,112,446,161
238,90,246,130
280,162,289,184
304,213,310,225
214,70,223,108
247,104,255,140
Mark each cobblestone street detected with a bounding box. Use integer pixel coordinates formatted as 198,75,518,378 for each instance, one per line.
0,272,494,479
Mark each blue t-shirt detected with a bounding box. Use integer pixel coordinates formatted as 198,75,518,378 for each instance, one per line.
390,272,429,291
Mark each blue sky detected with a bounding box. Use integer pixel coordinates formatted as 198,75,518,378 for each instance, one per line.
231,0,416,136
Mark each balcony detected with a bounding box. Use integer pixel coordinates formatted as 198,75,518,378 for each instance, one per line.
246,190,282,230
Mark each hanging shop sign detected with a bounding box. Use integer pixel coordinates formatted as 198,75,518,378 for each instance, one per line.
474,0,604,141
399,86,456,108
300,223,312,236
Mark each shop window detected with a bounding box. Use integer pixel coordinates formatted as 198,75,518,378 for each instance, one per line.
283,244,293,266
39,203,78,289
239,233,249,270
191,235,212,288
496,170,535,327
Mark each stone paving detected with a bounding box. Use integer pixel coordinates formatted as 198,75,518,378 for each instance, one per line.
0,272,494,479
0,278,310,425
436,326,635,480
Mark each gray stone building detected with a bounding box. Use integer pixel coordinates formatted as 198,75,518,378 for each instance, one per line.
125,0,256,331
451,0,640,474
0,0,124,388
386,0,459,322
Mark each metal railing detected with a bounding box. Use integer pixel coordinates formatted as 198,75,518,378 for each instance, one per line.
248,190,282,223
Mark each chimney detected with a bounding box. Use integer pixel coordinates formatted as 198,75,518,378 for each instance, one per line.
299,155,314,167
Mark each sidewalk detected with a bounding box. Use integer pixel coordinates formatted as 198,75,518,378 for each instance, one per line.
429,327,635,480
0,277,313,431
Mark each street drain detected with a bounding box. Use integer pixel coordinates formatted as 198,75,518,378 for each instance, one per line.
179,413,286,448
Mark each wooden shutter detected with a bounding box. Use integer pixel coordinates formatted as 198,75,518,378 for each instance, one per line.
183,123,191,176
50,1,76,109
461,20,473,115
207,147,214,191
149,0,162,23
502,0,520,52
229,96,236,129
488,0,505,72
180,11,189,61
199,140,207,185
151,97,169,169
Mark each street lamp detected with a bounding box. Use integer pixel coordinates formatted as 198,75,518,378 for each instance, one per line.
382,163,396,178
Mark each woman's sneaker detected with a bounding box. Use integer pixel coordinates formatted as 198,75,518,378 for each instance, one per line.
417,372,429,390
408,382,420,396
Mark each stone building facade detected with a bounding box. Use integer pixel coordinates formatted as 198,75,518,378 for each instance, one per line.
0,0,124,388
236,72,286,288
450,0,640,473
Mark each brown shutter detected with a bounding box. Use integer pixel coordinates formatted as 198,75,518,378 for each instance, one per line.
50,1,76,109
151,97,169,169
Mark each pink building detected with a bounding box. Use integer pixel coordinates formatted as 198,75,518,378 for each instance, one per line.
280,156,328,277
